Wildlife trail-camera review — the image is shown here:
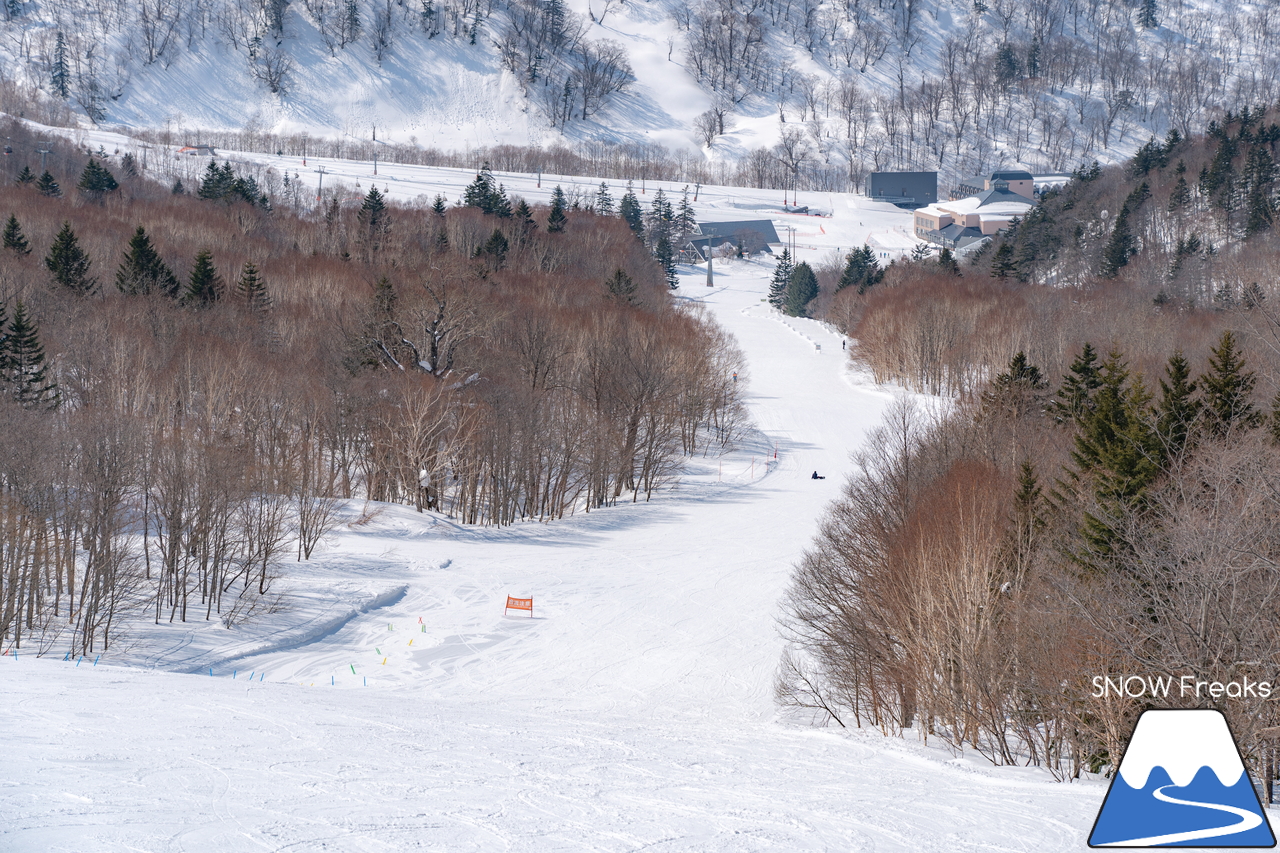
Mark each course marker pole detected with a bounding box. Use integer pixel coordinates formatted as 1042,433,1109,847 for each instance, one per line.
350,664,356,674
331,676,334,686
77,656,82,666
382,657,387,665
210,667,214,677
364,676,367,686
94,655,100,666
233,670,237,679
259,672,264,681
408,639,413,646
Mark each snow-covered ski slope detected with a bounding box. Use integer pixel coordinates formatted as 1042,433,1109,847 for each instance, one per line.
1,155,1105,851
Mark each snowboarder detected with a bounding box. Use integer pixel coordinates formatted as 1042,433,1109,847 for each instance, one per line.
812,471,825,480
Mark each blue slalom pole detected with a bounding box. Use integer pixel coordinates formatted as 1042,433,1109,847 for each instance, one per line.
76,656,82,666
93,655,100,666
209,667,213,677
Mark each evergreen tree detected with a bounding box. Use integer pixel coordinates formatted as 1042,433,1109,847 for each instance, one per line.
491,184,513,218
183,249,221,307
980,351,1048,420
547,185,567,232
1100,205,1135,277
1167,174,1190,211
344,0,361,42
768,248,793,308
1200,330,1261,436
605,268,636,303
837,245,881,293
358,186,390,251
77,158,118,199
595,182,614,215
475,228,509,269
431,194,447,216
677,188,696,236
937,247,960,275
784,261,819,317
171,178,185,195
120,153,138,177
1244,146,1276,237
2,215,30,255
513,199,536,234
36,170,60,197
15,165,34,184
4,301,57,409
44,221,96,294
51,31,69,99
1153,351,1200,463
646,188,674,246
462,163,498,212
1066,350,1160,567
990,241,1016,278
1051,342,1103,424
116,226,179,297
994,42,1020,87
235,262,271,315
6,0,24,21
1137,0,1158,29
619,182,644,239
655,234,677,288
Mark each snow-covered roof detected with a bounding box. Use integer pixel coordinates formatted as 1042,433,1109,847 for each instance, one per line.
695,220,781,243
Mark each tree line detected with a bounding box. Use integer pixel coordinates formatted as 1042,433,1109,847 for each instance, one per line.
0,118,746,658
779,110,1280,783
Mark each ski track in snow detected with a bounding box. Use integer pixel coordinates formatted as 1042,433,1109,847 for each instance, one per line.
0,159,1107,852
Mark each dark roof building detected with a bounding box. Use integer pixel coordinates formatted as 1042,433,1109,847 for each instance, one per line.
865,172,938,209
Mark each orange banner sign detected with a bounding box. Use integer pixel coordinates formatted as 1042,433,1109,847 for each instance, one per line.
505,596,533,616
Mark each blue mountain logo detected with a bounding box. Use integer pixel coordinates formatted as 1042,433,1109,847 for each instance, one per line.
1089,709,1276,847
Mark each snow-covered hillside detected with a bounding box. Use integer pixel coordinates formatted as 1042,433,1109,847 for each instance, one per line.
3,0,1277,190
0,152,1109,850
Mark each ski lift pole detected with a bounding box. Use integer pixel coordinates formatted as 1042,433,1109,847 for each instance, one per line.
315,165,326,205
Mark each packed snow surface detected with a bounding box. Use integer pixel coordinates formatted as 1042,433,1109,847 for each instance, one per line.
1,155,1107,851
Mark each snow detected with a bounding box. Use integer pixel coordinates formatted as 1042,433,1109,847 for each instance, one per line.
0,156,1108,851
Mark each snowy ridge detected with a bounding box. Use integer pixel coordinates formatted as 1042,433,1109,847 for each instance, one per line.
1118,710,1246,789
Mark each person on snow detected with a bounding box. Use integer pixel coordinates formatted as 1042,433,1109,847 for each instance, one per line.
812,471,825,480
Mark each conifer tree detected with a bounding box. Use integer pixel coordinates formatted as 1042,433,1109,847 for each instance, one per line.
171,178,185,195
980,351,1047,419
595,182,614,215
1100,206,1134,277
15,165,34,184
51,31,69,99
513,199,536,234
605,268,636,303
1153,350,1200,463
990,241,1016,278
462,164,498,212
183,249,221,307
655,234,676,288
4,301,58,409
768,248,793,308
235,262,271,315
1051,342,1103,424
2,215,30,254
1200,330,1261,436
1137,0,1158,29
358,186,390,252
677,188,696,235
491,184,513,218
36,170,60,197
77,158,119,199
120,153,138,177
431,194,447,215
116,226,179,297
1167,174,1190,212
1066,350,1159,567
784,261,819,317
837,245,881,293
547,185,567,232
619,182,644,239
44,221,96,294
475,228,508,269
938,247,960,275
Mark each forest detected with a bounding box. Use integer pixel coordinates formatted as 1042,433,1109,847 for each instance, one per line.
0,117,746,660
778,105,1280,783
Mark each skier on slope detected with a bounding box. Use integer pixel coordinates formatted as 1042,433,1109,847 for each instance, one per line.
812,471,825,480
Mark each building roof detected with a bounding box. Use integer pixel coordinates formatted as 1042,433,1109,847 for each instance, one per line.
972,186,1036,208
695,220,781,243
686,235,773,258
991,170,1034,181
